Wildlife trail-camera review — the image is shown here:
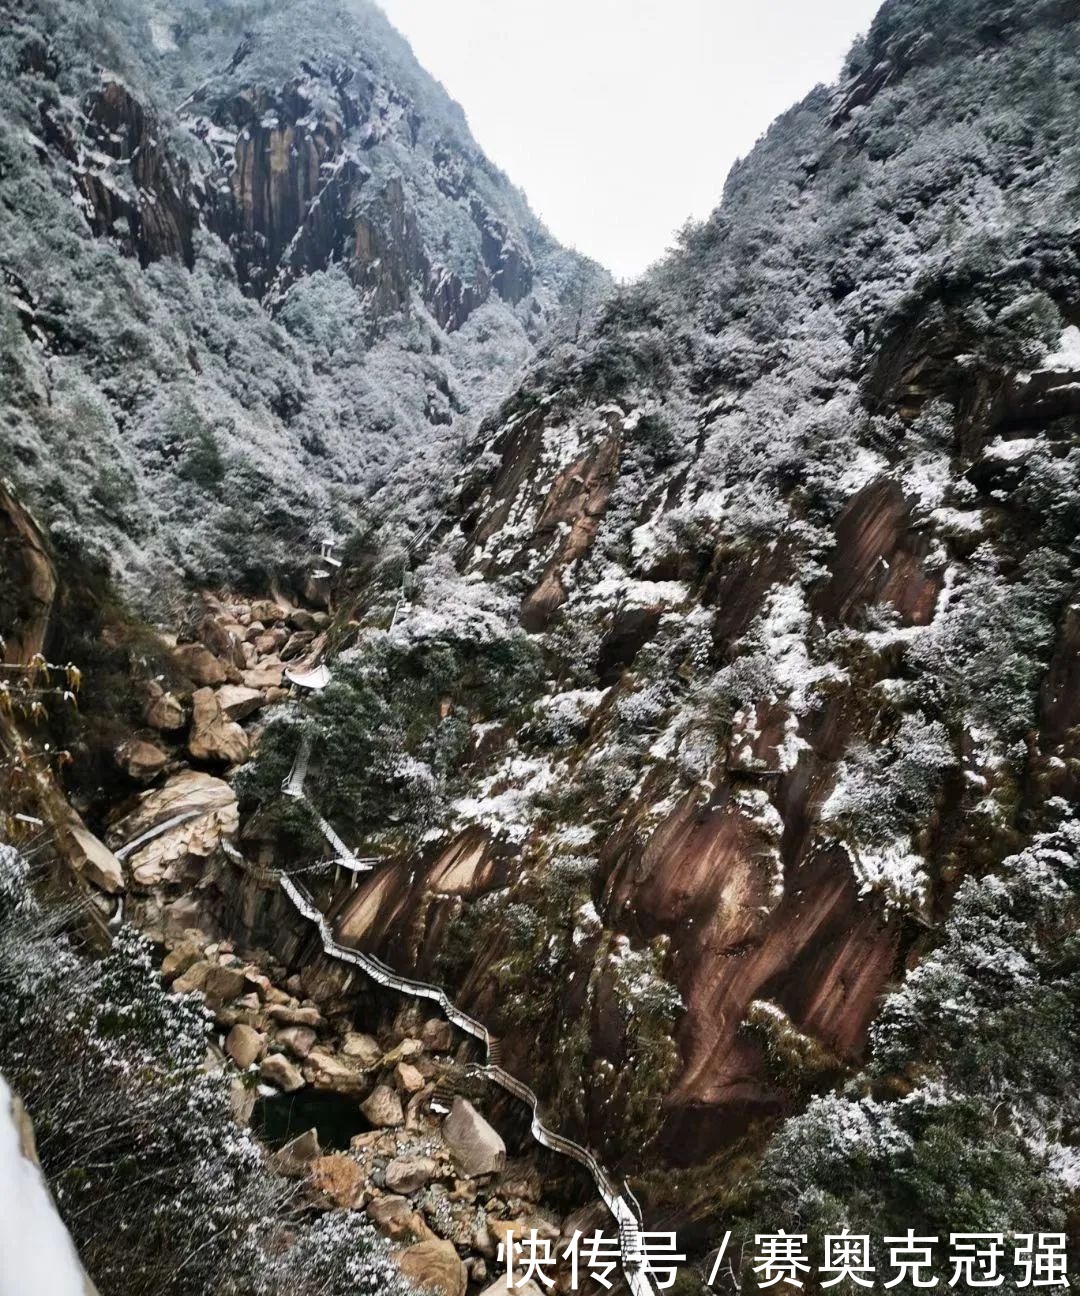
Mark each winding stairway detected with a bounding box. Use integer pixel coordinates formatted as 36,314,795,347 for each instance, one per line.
277,728,656,1295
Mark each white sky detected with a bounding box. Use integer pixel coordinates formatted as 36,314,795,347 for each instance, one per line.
377,0,883,280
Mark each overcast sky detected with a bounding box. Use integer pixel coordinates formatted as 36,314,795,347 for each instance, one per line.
377,0,883,280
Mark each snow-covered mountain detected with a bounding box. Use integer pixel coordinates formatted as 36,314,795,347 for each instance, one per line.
1,0,1079,1290
0,0,606,597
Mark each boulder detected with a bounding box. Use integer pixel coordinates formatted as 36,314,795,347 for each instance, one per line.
367,1194,437,1243
276,1025,317,1059
173,642,228,687
281,630,316,661
287,608,318,632
442,1098,506,1177
202,964,248,1006
188,688,250,766
260,1053,305,1092
65,818,124,895
114,737,168,783
172,960,213,995
304,1047,365,1096
310,1154,364,1208
268,1004,323,1029
161,940,202,983
225,1024,265,1068
394,1240,467,1296
341,1032,382,1068
142,681,186,732
216,684,264,722
249,599,287,625
382,1038,424,1067
384,1154,438,1194
197,614,245,669
243,662,284,690
394,1062,426,1095
108,770,237,863
253,630,287,655
275,1127,321,1175
420,1019,455,1053
361,1084,404,1128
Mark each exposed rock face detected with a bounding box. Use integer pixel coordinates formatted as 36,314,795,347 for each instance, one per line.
0,0,606,595
0,485,56,665
320,0,1080,1220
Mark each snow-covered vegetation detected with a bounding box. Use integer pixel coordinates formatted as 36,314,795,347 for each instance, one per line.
0,844,413,1296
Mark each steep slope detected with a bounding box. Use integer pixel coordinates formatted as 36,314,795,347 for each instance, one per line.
0,0,604,600
253,0,1080,1245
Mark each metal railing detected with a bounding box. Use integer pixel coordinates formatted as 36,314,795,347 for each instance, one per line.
278,731,656,1295
279,873,656,1296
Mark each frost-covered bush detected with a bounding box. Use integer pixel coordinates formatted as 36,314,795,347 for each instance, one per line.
908,546,1068,738
0,847,412,1296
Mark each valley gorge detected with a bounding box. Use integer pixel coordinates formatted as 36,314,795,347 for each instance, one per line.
2,0,1080,1293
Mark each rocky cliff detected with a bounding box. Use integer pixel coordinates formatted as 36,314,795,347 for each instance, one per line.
0,0,605,598
269,0,1080,1233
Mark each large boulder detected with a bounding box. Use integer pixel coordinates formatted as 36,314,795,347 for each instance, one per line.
384,1154,437,1194
394,1240,467,1296
442,1098,505,1177
242,662,284,690
361,1084,404,1128
142,681,186,732
216,684,264,722
172,642,228,687
303,1047,365,1096
341,1032,382,1068
260,1053,305,1093
275,1127,321,1175
249,599,288,625
276,1025,317,1058
114,737,169,783
367,1194,437,1243
310,1154,364,1208
63,817,125,895
225,1024,265,1068
188,688,250,765
109,770,238,885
